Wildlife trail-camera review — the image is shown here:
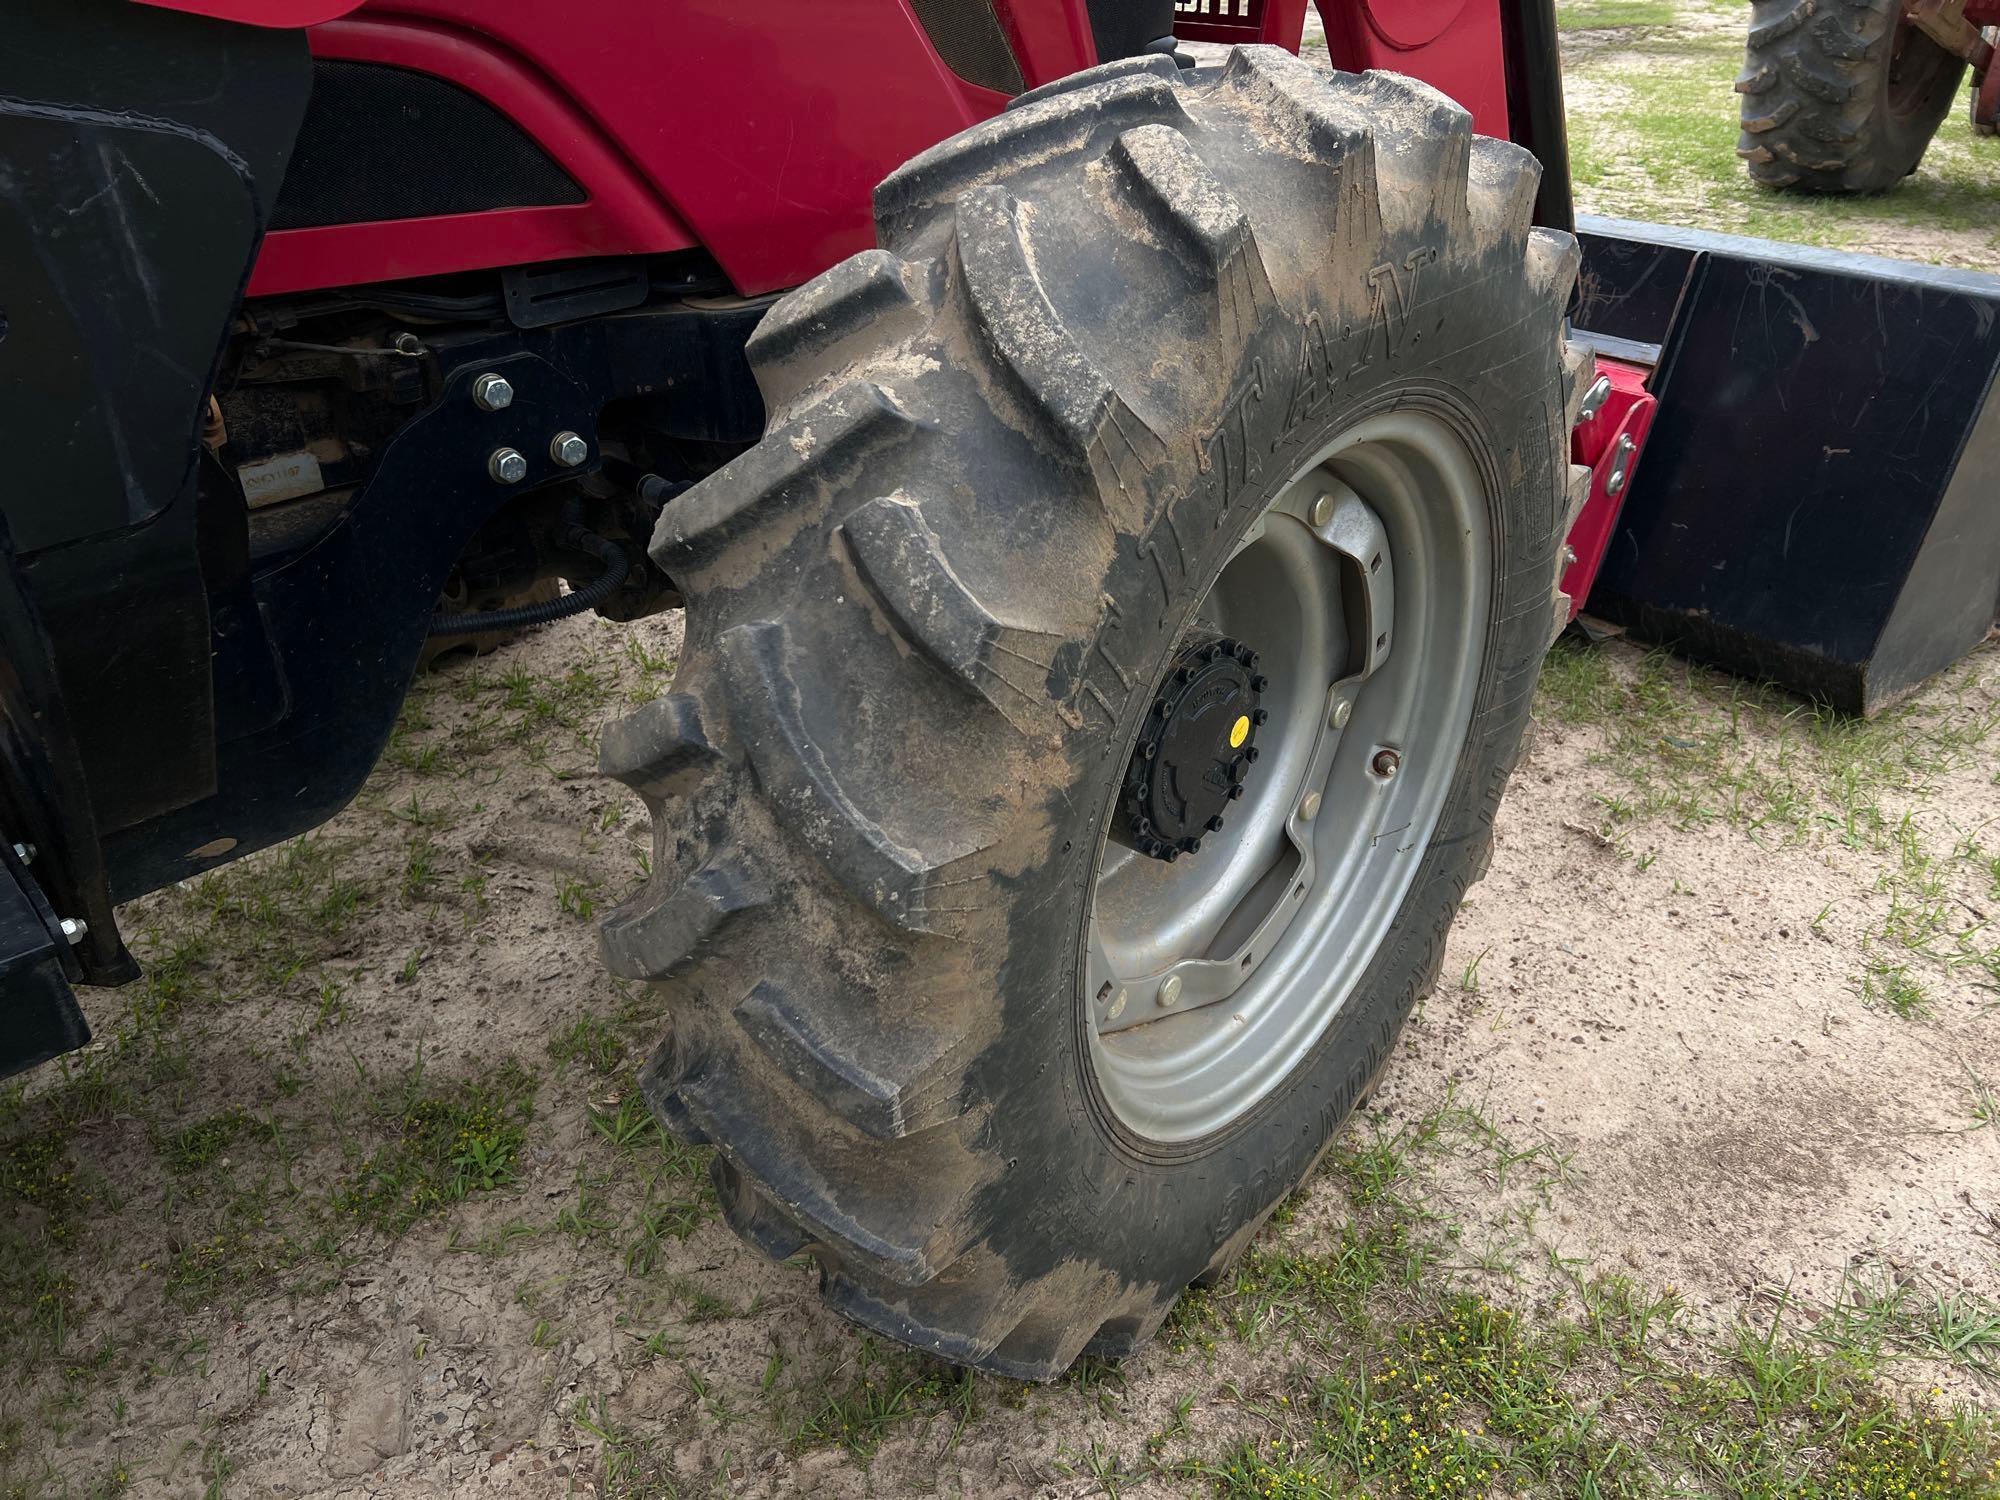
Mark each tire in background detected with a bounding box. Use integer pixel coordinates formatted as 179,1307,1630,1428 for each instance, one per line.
598,47,1590,1379
1738,0,1965,192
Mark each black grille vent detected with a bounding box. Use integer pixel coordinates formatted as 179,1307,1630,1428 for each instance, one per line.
905,0,1025,94
271,61,585,232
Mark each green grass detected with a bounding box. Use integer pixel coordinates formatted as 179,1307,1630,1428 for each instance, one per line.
159,1108,251,1176
333,1056,537,1236
550,1010,626,1077
1557,0,1673,29
777,1339,979,1459
1175,1205,2000,1500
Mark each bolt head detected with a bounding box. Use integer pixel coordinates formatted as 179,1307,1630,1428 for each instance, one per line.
1228,783,1245,800
1331,699,1352,730
1578,374,1612,424
472,372,514,411
10,841,33,863
1158,975,1183,1008
1299,791,1322,821
1371,747,1401,779
1310,492,1335,528
1561,544,1579,570
59,917,87,945
1206,814,1225,832
487,447,528,484
550,430,589,467
1106,988,1128,1021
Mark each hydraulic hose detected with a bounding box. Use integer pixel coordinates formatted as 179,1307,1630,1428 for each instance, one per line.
425,525,629,638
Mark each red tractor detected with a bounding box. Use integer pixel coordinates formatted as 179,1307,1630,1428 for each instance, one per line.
1739,0,2000,190
3,0,1996,1379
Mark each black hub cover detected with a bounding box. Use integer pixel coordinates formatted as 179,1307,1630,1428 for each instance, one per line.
1118,633,1267,862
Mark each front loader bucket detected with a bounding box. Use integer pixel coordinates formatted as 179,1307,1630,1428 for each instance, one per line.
1569,215,2000,716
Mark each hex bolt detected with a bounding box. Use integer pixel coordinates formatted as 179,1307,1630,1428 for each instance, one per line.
549,430,589,467
59,917,87,946
392,332,425,356
487,447,528,485
471,372,515,411
1206,814,1225,832
1310,492,1335,528
1158,974,1183,1008
1371,747,1401,779
1330,699,1352,730
1606,433,1637,497
1106,988,1128,1022
1561,544,1579,570
11,841,34,863
1298,791,1322,821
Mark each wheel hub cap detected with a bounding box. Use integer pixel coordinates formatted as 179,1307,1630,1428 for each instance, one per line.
1117,634,1268,861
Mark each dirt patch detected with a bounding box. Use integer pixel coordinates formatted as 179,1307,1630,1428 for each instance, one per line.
3,609,1995,1496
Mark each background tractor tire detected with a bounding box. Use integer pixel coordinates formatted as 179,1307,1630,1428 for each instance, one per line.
1737,0,1966,192
600,47,1589,1380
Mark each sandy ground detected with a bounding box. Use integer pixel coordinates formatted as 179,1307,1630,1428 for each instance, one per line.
6,606,1995,1497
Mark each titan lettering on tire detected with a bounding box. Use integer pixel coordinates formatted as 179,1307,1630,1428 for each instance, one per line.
600,47,1587,1379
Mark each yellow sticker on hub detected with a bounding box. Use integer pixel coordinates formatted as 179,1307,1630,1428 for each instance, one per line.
1229,714,1251,749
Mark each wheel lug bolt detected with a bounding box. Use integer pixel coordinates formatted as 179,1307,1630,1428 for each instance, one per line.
1182,837,1201,854
1310,492,1335,528
1206,815,1224,832
1372,747,1401,779
1107,988,1128,1021
1244,747,1260,764
1331,700,1352,729
1299,791,1322,821
1159,975,1183,1008
1251,709,1269,725
1250,675,1268,692
1228,783,1245,800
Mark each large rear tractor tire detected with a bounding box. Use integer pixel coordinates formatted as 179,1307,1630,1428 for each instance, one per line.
599,47,1590,1379
1737,0,1965,192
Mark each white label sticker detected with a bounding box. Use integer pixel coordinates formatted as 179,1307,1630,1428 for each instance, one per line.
237,450,325,507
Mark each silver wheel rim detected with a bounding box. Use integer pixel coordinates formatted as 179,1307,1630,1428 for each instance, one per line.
1084,411,1491,1143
